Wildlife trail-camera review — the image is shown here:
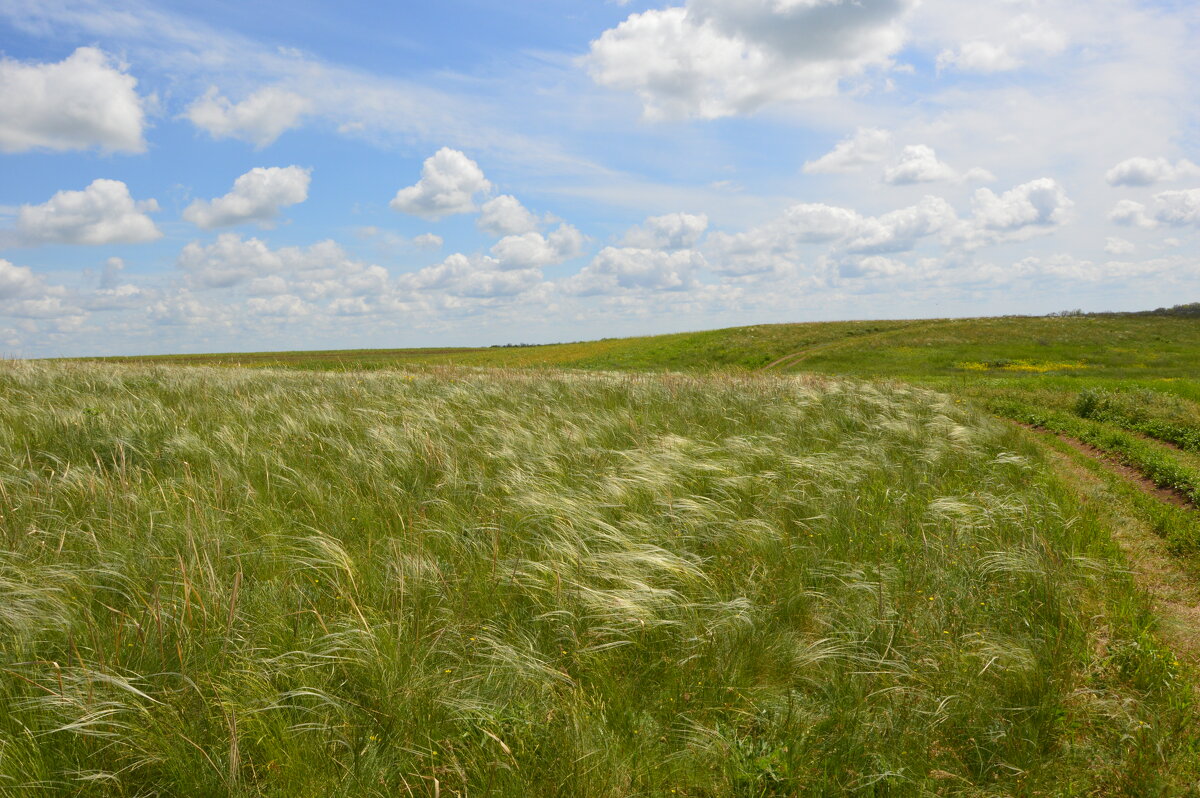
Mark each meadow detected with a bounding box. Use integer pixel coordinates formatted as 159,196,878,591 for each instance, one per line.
95,309,1200,556
6,306,1200,794
3,362,1198,795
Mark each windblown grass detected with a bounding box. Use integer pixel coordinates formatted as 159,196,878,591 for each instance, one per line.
1,363,1196,795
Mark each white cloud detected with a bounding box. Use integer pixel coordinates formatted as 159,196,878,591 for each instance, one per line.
390,148,491,220
4,296,83,320
1112,189,1200,229
398,253,543,298
491,224,584,269
0,46,147,154
969,178,1073,233
16,179,161,245
1105,157,1200,187
182,166,312,229
567,247,705,293
84,283,149,311
185,86,312,148
621,212,709,249
803,128,893,174
883,145,960,185
176,234,390,302
0,259,43,299
177,233,282,289
478,195,541,236
844,196,957,253
245,294,312,318
705,196,955,274
412,233,443,250
936,14,1067,73
840,255,908,278
1109,199,1155,229
1151,190,1200,226
1104,237,1135,256
586,0,915,120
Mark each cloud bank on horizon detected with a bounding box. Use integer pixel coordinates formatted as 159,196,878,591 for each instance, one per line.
0,0,1197,357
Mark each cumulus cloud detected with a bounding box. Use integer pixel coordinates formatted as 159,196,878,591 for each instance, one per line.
246,294,312,318
185,86,312,148
4,296,82,320
844,196,958,253
0,47,147,154
803,128,893,174
84,283,150,311
398,253,543,298
1151,190,1200,226
412,233,443,250
16,179,161,245
0,259,43,299
586,0,915,120
883,145,960,185
478,195,541,236
183,166,312,229
491,224,585,269
1105,157,1200,187
1111,189,1200,229
937,14,1067,73
970,178,1073,232
390,148,491,220
839,255,908,278
705,196,955,274
1109,199,1155,229
176,234,387,297
621,212,709,249
177,234,282,289
0,258,79,324
567,247,705,294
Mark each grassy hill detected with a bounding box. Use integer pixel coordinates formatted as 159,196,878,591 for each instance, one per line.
90,310,1200,379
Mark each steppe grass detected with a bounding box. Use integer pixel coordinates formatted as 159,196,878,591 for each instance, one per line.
1,364,1197,795
86,312,1200,380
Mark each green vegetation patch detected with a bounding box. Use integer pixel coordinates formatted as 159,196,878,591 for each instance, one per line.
1,364,1196,795
1076,387,1200,453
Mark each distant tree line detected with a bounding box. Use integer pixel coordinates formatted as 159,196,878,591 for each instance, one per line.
1137,302,1200,318
1044,302,1200,319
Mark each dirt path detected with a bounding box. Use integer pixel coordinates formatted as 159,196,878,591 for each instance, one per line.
1014,422,1196,509
1019,425,1200,664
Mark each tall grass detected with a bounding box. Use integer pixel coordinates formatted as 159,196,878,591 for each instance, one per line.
0,363,1195,795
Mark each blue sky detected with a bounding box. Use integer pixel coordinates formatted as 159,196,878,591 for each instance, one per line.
0,0,1197,357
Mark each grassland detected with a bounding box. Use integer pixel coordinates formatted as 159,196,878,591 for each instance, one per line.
90,310,1200,377
3,363,1199,795
12,306,1200,794
99,311,1200,523
92,310,1200,532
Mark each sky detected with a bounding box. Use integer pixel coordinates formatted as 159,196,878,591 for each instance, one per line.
0,0,1198,357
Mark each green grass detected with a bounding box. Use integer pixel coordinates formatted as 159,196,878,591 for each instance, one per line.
86,312,1200,527
3,363,1198,795
84,311,1200,378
